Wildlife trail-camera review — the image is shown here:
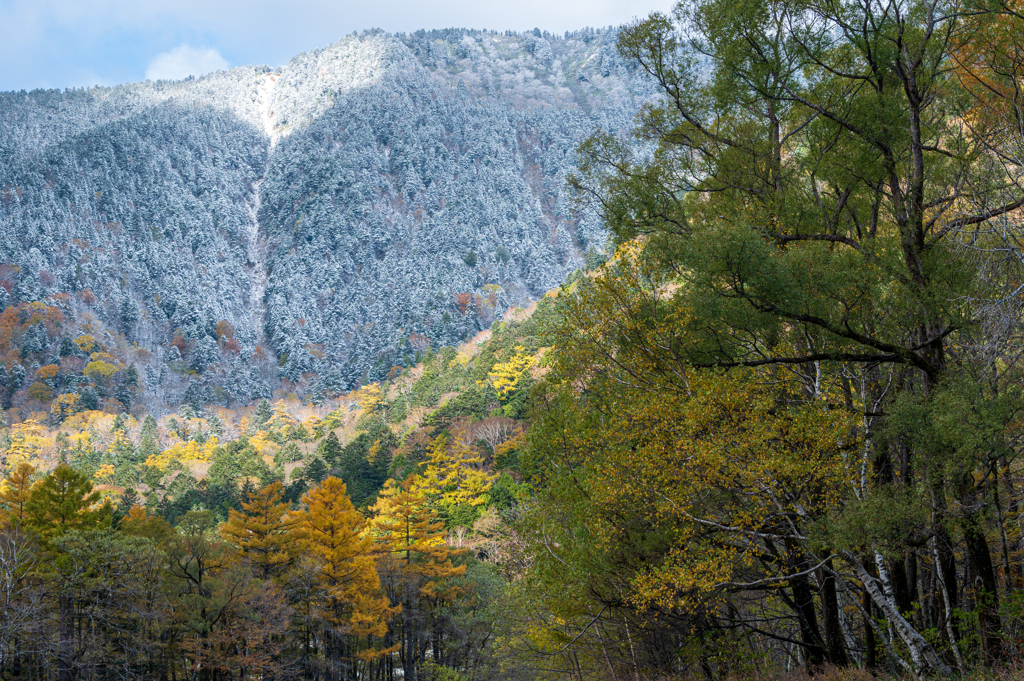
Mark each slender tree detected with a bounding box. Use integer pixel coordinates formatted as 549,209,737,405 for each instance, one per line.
0,463,36,526
221,480,298,579
371,477,466,679
295,477,397,679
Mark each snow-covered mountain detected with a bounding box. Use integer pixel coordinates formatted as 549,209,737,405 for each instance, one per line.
0,28,648,411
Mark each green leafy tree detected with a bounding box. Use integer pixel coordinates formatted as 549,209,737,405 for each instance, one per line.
560,0,1024,672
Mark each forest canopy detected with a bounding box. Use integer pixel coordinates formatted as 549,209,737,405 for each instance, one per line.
530,0,1024,675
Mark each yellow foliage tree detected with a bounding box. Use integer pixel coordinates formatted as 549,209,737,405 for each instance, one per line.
354,383,383,415
3,420,50,473
0,462,36,525
93,464,116,485
314,407,348,438
145,436,220,471
84,360,118,382
50,393,79,422
66,431,95,457
416,433,495,509
517,246,864,671
248,430,275,455
370,477,466,586
301,414,322,434
482,346,534,397
62,410,107,431
265,400,299,432
294,477,397,665
369,477,467,678
220,481,298,579
73,335,96,353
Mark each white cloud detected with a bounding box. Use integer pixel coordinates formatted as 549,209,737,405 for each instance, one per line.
145,44,229,81
0,0,673,90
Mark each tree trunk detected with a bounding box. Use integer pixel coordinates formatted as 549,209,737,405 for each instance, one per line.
863,586,876,669
59,587,73,681
819,559,849,667
963,518,1003,665
890,554,913,616
789,570,827,669
845,552,951,676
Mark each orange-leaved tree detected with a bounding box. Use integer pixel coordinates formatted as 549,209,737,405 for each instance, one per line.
0,462,36,526
220,480,298,579
294,476,398,677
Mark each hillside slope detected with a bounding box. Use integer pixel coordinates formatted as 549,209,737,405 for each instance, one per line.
0,28,649,414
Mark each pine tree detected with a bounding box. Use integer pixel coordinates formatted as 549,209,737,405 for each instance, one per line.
220,480,297,579
252,399,273,431
24,464,111,540
305,457,328,485
114,487,140,525
315,431,343,466
138,415,161,462
106,429,135,464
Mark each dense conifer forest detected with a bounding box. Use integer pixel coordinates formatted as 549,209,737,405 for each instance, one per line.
4,0,1024,679
0,27,650,410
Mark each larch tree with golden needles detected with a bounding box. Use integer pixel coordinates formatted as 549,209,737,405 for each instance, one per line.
416,433,495,515
0,463,36,526
294,476,397,678
220,480,298,579
370,477,466,678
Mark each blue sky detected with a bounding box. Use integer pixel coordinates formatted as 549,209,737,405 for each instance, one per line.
0,0,672,92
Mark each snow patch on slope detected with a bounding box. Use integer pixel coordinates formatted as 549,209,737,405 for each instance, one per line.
260,35,395,139
253,72,280,143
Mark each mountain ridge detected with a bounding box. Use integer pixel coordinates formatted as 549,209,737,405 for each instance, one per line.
0,27,647,416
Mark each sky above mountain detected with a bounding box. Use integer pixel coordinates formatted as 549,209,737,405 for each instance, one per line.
0,0,671,91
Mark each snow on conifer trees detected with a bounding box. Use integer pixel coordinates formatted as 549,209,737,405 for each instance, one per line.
0,28,645,407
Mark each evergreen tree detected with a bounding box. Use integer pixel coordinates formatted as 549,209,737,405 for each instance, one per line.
24,464,111,540
138,415,161,463
335,427,396,506
78,386,98,411
114,487,140,524
304,457,328,485
252,399,273,431
315,431,343,466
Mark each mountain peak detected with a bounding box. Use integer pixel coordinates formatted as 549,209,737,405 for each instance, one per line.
0,27,645,415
